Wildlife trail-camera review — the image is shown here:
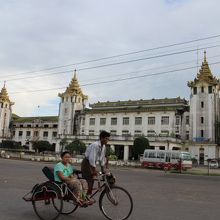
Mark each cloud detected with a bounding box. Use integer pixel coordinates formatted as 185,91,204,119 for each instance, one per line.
0,0,220,116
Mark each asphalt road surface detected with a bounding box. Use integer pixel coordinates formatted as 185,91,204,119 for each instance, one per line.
0,158,220,220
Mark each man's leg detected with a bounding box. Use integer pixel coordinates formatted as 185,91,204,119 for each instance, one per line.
81,158,94,195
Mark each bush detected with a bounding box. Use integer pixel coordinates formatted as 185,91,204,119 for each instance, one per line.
1,140,22,149
33,141,53,153
108,154,118,161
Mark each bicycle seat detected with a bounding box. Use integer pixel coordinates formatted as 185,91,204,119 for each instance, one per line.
42,166,55,182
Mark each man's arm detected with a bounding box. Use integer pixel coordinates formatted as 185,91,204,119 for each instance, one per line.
88,144,99,176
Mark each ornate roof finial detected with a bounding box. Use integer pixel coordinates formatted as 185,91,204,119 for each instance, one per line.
0,82,13,104
187,50,219,87
204,50,207,62
74,69,77,79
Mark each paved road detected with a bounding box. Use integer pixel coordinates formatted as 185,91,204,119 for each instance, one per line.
1,158,220,220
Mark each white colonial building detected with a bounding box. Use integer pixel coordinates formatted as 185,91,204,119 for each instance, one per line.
11,116,58,150
0,51,220,164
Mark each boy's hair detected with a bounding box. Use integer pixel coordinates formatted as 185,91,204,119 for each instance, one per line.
99,130,110,139
61,151,70,158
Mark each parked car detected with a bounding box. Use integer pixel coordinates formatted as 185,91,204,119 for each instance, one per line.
209,160,219,169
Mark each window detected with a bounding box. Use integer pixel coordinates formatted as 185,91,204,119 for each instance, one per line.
201,101,204,108
186,131,189,140
201,86,204,93
122,130,129,136
89,118,95,126
34,131,39,137
43,131,48,137
201,130,204,137
53,124,58,128
208,86,212,94
148,152,156,158
147,130,156,136
193,87,197,95
111,118,117,125
157,151,165,158
176,116,180,125
26,131,31,137
161,116,169,125
186,116,189,125
89,130,95,136
172,153,179,160
13,131,15,136
18,131,23,136
100,118,106,125
110,130,117,136
52,132,57,137
135,117,142,125
201,117,204,124
148,117,155,125
27,124,31,128
159,146,165,151
123,117,129,125
20,124,23,128
44,124,49,128
134,130,142,136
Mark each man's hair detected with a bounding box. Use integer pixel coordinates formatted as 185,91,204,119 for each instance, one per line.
61,151,70,158
99,130,110,139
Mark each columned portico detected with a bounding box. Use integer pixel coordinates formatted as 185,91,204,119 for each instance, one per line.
123,145,129,161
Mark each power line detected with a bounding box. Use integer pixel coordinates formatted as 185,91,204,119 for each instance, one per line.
77,45,220,71
10,61,220,94
2,44,220,83
2,34,220,78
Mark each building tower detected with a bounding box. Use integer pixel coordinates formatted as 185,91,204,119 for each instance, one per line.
0,82,14,141
57,71,88,137
188,51,220,142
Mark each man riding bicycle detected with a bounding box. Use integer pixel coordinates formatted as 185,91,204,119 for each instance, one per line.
81,130,110,195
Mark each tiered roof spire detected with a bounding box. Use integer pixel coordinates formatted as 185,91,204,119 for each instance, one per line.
188,51,219,87
58,70,88,99
0,81,12,103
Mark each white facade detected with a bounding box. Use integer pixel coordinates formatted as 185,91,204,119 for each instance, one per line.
12,117,58,150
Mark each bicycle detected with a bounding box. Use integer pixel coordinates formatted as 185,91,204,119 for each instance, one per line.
23,166,133,220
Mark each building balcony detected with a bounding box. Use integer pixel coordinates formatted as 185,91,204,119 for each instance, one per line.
58,134,182,143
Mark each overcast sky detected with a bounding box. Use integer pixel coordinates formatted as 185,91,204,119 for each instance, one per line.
0,0,220,117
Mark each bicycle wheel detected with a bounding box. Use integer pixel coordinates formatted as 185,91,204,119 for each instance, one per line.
53,196,78,215
32,182,63,220
99,186,133,220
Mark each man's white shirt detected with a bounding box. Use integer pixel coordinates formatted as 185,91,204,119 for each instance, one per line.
85,141,106,167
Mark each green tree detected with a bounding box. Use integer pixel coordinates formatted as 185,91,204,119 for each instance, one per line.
106,145,118,161
1,140,22,149
66,138,86,155
132,136,150,160
33,141,53,153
